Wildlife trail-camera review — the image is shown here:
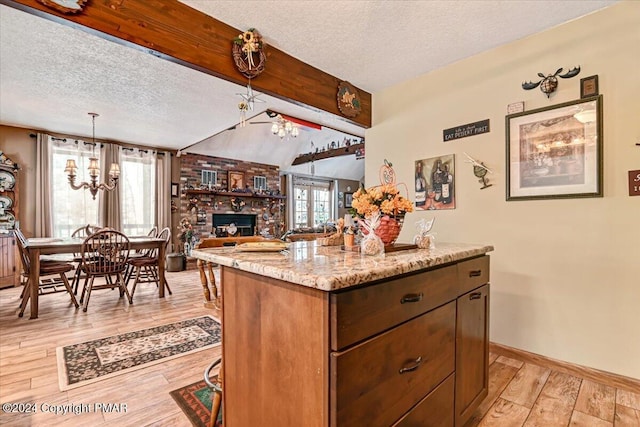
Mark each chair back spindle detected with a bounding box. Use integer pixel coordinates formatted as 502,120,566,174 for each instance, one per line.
81,229,130,276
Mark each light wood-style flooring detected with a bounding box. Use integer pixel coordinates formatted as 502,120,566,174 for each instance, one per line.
1,270,638,426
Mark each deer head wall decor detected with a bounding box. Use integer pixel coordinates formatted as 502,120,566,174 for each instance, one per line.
522,66,581,98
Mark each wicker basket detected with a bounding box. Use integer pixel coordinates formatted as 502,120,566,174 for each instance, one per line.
375,214,404,246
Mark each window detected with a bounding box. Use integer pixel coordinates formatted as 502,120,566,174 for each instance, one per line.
120,149,156,236
50,140,100,237
201,170,217,187
292,177,333,228
254,176,267,191
294,187,309,228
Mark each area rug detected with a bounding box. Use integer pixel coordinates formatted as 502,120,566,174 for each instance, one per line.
170,378,222,427
56,315,221,391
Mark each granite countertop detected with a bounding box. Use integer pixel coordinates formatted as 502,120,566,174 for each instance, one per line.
191,241,493,292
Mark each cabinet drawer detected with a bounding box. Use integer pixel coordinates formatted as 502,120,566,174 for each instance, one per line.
330,265,458,350
330,302,455,427
457,255,490,295
393,373,455,427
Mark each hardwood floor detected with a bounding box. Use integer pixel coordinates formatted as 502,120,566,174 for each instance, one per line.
1,270,638,426
0,270,219,426
467,353,640,427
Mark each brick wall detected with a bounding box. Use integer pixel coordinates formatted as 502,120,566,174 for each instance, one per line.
177,154,284,243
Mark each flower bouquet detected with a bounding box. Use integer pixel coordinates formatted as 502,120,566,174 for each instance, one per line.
350,184,414,246
178,217,196,255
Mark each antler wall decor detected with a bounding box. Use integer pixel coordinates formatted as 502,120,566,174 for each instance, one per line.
522,66,581,98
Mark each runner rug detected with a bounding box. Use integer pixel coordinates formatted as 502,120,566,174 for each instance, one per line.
56,315,221,391
170,378,222,427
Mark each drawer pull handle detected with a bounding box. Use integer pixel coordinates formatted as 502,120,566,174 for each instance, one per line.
399,356,422,374
400,293,423,304
469,270,482,277
469,292,482,300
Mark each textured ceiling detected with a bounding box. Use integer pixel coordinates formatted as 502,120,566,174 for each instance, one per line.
0,1,616,180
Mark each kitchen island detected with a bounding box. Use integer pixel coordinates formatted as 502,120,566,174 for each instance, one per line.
192,241,493,427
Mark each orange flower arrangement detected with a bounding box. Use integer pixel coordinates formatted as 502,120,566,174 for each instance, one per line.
350,184,414,218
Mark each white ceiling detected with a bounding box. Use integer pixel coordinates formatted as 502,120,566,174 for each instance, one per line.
0,1,616,180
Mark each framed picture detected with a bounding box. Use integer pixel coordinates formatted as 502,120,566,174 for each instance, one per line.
415,154,456,210
344,192,353,208
580,75,599,99
506,95,603,201
171,182,179,198
228,171,244,190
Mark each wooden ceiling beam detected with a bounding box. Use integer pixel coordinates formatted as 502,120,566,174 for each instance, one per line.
2,0,371,128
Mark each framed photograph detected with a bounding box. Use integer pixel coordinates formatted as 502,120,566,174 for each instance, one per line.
415,154,456,210
171,182,179,198
228,171,244,191
506,95,603,201
344,192,353,208
580,75,599,99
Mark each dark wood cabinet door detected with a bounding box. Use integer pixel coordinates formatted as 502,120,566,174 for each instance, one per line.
455,284,489,427
331,302,456,427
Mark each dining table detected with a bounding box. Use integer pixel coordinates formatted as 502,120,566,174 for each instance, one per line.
23,235,167,319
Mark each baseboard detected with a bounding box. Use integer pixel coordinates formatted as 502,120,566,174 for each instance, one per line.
490,342,640,393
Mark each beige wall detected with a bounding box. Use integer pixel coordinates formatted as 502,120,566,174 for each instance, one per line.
0,126,37,236
366,2,640,379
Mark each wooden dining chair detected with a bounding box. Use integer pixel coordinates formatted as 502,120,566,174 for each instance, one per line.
124,225,159,283
14,228,79,317
126,227,172,300
204,357,223,427
78,228,132,312
70,224,96,294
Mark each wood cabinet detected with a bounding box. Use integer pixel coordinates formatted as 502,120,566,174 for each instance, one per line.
221,255,490,426
455,256,490,426
0,153,20,287
0,232,19,288
455,284,490,426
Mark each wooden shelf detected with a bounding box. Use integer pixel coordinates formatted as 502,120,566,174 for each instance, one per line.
291,143,364,166
185,190,286,200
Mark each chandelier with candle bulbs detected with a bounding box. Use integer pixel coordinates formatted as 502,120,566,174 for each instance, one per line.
271,115,299,139
64,113,120,200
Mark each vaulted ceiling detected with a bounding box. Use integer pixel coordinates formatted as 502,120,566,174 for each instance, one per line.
0,1,616,180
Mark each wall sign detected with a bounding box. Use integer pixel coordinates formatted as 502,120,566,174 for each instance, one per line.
629,170,640,196
443,119,490,142
507,102,524,114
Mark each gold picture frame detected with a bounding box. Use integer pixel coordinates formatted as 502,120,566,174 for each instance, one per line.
228,171,244,191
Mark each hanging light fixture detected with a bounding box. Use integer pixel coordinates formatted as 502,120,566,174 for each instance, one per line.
64,113,120,200
270,115,299,139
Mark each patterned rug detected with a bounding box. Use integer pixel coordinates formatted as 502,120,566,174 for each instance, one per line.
170,378,222,427
56,316,221,391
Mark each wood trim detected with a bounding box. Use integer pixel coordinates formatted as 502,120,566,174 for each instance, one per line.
490,342,640,394
2,0,372,128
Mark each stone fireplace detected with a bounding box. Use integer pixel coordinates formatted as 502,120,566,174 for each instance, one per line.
212,213,257,237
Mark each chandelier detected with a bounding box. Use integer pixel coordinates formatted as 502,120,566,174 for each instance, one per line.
64,113,120,200
271,115,299,139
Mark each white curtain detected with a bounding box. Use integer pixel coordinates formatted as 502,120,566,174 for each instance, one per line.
49,138,100,237
156,152,171,234
34,133,52,237
119,147,156,236
98,143,121,229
